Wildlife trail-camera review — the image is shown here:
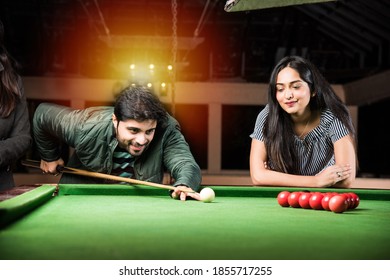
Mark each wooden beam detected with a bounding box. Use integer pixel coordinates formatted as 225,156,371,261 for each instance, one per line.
225,0,337,12
343,70,390,106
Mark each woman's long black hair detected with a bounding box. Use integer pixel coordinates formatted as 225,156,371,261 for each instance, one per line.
0,20,21,118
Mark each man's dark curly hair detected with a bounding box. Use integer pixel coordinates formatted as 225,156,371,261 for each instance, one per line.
114,86,168,124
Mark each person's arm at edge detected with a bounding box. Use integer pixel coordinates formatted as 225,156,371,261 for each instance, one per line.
332,135,356,188
162,120,202,192
0,81,31,167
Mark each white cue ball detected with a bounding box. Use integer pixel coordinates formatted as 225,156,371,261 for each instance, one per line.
200,187,215,203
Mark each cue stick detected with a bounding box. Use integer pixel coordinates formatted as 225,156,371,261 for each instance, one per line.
21,160,194,193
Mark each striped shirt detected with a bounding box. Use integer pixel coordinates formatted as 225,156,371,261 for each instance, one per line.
250,105,350,175
111,147,135,180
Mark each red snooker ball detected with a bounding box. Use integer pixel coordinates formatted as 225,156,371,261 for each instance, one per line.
329,195,348,213
277,191,291,207
346,193,355,209
339,193,352,209
348,192,360,209
321,193,334,211
298,192,312,209
288,192,302,208
309,192,324,210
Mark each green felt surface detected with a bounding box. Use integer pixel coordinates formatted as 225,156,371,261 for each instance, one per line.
0,185,389,260
0,185,57,228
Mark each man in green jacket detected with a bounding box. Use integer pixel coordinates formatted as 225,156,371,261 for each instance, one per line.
33,86,201,200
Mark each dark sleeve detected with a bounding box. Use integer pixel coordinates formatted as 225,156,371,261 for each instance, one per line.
329,116,350,143
162,117,202,191
32,103,83,161
249,104,268,141
0,79,32,167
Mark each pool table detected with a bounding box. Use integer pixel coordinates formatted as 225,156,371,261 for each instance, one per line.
0,184,389,260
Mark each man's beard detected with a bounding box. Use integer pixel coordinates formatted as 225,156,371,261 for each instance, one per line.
119,140,148,157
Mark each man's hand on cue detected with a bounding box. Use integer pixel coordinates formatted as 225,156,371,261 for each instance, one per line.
171,185,201,201
40,158,64,176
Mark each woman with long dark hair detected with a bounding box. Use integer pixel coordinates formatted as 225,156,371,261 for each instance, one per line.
250,56,356,188
0,20,32,190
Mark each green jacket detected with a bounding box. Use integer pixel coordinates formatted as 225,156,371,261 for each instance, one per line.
33,103,201,191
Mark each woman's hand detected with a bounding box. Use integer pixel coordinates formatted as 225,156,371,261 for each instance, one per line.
315,164,352,187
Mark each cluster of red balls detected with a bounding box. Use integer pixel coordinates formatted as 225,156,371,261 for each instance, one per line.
277,191,360,213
